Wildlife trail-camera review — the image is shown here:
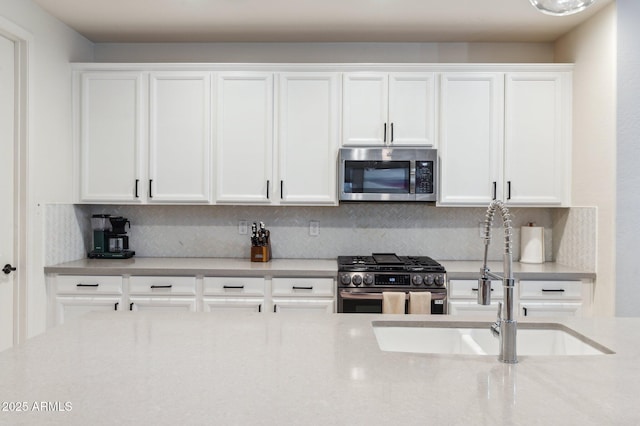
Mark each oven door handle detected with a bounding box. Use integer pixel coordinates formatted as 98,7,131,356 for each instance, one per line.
339,290,446,301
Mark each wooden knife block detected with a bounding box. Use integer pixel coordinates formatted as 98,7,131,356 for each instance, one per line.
251,243,271,262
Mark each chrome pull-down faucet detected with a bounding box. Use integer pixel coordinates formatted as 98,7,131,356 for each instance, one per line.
478,200,517,364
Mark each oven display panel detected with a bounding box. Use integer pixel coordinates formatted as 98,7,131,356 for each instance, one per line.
375,274,410,286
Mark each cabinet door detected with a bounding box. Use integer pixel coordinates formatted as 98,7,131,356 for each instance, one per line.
55,296,122,325
216,73,274,203
342,73,388,145
388,73,435,146
202,298,263,313
439,73,504,205
79,72,145,202
272,299,335,314
504,73,570,206
149,72,211,202
129,297,197,312
278,73,340,205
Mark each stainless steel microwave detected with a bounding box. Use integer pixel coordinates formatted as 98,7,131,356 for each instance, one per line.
339,147,437,202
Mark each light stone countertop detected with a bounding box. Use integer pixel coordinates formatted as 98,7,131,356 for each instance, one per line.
0,312,638,425
44,257,595,280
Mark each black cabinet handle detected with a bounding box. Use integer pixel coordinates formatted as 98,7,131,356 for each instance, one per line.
129,303,134,311
149,179,153,198
114,302,119,311
223,285,245,289
266,180,270,199
492,182,497,200
523,307,528,317
258,304,262,313
390,122,394,142
507,181,512,200
135,179,139,198
150,284,172,289
280,180,284,199
273,304,277,313
2,264,16,274
383,123,387,143
471,288,493,292
76,283,99,287
542,289,565,293
292,286,313,290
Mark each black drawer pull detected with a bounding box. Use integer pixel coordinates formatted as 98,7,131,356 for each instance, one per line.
223,285,245,289
77,283,99,287
150,284,172,289
542,289,565,293
129,303,134,311
471,288,493,292
292,286,313,290
114,302,119,310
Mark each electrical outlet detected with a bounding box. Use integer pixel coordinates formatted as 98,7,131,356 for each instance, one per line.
309,220,320,237
238,220,248,235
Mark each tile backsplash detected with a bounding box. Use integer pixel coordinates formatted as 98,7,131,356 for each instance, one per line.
42,203,599,267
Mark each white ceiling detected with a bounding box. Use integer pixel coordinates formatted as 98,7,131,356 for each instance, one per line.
32,0,614,43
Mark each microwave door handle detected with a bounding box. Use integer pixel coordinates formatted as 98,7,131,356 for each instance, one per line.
410,164,416,195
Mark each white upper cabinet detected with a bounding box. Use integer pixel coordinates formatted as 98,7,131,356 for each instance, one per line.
439,73,504,205
79,72,145,202
438,70,571,207
148,72,211,203
504,72,570,206
343,72,435,146
215,72,274,203
277,73,340,205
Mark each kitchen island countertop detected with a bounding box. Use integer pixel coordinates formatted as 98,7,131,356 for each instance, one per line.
0,312,637,425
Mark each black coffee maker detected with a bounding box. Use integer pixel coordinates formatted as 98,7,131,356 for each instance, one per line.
88,214,135,259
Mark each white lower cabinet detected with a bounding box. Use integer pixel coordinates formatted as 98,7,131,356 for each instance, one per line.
271,277,335,314
448,278,591,318
202,277,266,313
51,275,124,325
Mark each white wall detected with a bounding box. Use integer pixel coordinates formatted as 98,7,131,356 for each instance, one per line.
616,0,640,317
554,4,617,316
0,0,94,337
94,42,554,63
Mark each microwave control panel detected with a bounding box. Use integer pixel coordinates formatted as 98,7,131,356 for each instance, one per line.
415,161,434,194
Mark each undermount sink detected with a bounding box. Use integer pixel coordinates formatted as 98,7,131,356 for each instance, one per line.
372,321,614,356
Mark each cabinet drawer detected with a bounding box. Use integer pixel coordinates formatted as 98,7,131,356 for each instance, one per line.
519,302,583,317
56,275,123,295
203,277,265,296
129,276,196,296
519,280,582,300
448,279,503,299
272,277,334,297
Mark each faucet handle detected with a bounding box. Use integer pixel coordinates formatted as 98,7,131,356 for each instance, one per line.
496,301,503,322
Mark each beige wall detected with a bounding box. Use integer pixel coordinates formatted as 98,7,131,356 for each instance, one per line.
555,3,617,316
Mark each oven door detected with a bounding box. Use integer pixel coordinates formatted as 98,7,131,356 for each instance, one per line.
338,290,447,314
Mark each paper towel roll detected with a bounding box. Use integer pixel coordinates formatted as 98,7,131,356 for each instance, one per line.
520,225,545,264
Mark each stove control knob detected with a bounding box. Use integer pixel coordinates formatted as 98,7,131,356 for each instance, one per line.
352,274,363,286
412,275,424,286
363,274,374,286
340,274,352,285
435,274,445,286
424,274,435,286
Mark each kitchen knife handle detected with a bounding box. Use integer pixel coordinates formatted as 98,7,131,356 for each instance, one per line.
76,283,99,287
150,284,172,289
149,179,153,198
383,123,387,143
492,181,497,200
507,181,511,200
266,180,270,199
135,179,139,198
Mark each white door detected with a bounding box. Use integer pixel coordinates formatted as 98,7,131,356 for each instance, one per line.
278,73,339,205
215,73,274,203
439,73,504,205
388,73,436,146
149,72,211,203
0,34,15,351
342,73,388,145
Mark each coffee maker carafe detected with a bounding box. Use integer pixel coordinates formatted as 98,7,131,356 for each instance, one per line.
88,214,135,259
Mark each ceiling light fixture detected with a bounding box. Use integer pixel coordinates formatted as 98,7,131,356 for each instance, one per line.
529,0,597,16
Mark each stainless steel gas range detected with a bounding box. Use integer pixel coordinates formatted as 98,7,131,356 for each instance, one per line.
337,253,447,314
